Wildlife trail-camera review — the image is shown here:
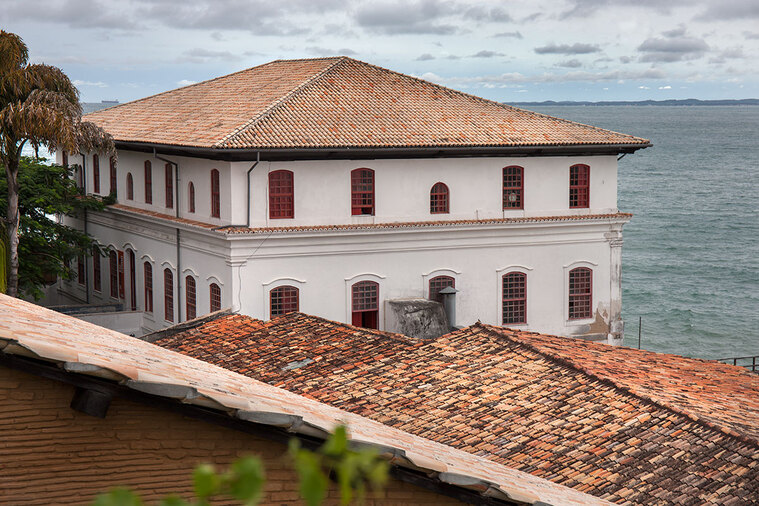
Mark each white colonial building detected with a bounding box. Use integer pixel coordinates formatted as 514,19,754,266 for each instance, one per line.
57,57,649,342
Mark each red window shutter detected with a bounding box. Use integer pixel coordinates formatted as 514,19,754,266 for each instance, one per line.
109,251,118,298
268,170,294,219
164,268,174,322
351,168,374,216
144,262,153,313
569,165,590,208
92,154,100,193
127,173,134,200
109,156,117,195
351,281,379,329
270,286,299,317
118,250,125,300
188,182,195,213
144,161,152,204
430,182,449,214
211,169,220,218
128,250,136,310
503,166,524,209
185,276,196,320
165,163,173,209
92,247,101,292
569,267,592,319
502,272,527,324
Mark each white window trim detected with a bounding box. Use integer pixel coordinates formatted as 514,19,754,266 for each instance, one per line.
262,277,306,318
563,260,598,323
496,264,533,328
344,272,385,328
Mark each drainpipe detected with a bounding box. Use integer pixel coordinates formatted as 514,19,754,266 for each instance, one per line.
225,153,261,228
439,286,459,330
78,152,90,305
154,149,182,322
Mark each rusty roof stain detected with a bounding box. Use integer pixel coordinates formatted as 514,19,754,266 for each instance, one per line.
152,311,759,506
84,57,650,151
0,294,607,506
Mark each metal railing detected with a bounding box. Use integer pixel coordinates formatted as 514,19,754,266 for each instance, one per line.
717,356,759,373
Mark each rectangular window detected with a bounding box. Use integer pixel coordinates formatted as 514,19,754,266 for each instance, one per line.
269,170,294,219
117,250,125,300
185,276,196,320
144,263,153,313
211,169,220,218
502,272,526,325
109,157,117,195
351,169,375,216
164,269,174,322
109,252,118,298
144,161,152,204
569,268,593,319
210,283,221,312
77,256,85,285
351,281,379,329
270,286,299,317
503,166,524,209
569,165,590,208
165,163,173,209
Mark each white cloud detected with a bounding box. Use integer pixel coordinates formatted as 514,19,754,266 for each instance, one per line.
73,80,107,87
177,79,197,87
658,85,672,89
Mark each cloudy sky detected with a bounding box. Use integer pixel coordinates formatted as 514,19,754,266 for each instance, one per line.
3,0,758,103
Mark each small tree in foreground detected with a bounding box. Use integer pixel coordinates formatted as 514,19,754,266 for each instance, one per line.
92,426,389,506
0,29,114,297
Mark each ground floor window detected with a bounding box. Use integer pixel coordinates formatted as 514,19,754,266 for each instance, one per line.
351,281,379,329
428,275,455,303
270,285,299,317
569,267,592,319
502,272,526,325
210,283,221,312
186,276,196,320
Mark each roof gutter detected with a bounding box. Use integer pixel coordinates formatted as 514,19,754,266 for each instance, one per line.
116,141,651,162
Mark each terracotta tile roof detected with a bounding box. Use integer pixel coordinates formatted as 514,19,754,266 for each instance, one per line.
153,311,759,506
84,57,650,151
108,203,632,234
0,295,604,506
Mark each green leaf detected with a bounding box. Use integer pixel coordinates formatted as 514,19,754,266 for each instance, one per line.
193,463,220,498
293,451,329,506
228,456,265,505
321,425,348,458
157,495,189,506
91,488,143,506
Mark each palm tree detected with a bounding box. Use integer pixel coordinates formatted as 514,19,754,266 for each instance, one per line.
0,30,113,297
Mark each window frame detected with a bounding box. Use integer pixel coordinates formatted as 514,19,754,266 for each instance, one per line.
126,173,134,200
165,163,173,209
503,166,524,210
144,161,152,204
428,275,455,303
210,169,220,218
77,256,85,285
568,267,593,320
269,285,299,318
569,164,590,209
109,251,118,299
128,249,136,311
92,247,101,292
188,182,195,213
143,262,153,313
430,182,449,214
92,154,100,194
351,168,375,216
209,283,222,312
163,268,174,322
185,275,196,320
351,280,379,329
268,170,294,219
502,272,527,325
109,156,117,195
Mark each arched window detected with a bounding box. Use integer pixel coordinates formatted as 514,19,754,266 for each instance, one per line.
92,154,100,193
126,173,134,200
569,164,590,208
568,267,592,319
351,168,374,216
211,169,220,218
109,251,118,298
109,156,117,195
188,182,195,213
128,250,136,311
351,281,379,329
144,161,152,204
143,262,153,313
269,170,294,219
92,246,101,292
429,275,455,303
209,283,221,312
502,272,526,325
164,268,174,322
430,182,449,214
165,163,173,209
503,166,523,209
270,285,299,318
185,276,196,320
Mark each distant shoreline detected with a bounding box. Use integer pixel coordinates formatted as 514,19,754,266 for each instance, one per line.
505,99,759,107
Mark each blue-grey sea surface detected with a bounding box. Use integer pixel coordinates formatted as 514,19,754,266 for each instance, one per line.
532,106,759,360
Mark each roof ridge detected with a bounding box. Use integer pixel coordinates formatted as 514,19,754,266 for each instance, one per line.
323,58,649,145
142,308,236,342
478,325,759,449
266,311,420,344
84,60,285,120
215,57,348,148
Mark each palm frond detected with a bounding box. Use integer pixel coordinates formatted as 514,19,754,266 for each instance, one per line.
0,31,28,75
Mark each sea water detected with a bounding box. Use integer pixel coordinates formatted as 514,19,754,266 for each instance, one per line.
532,106,759,359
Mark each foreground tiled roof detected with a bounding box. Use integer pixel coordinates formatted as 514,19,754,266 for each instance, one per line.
85,57,650,151
0,295,604,506
109,203,632,235
153,312,759,506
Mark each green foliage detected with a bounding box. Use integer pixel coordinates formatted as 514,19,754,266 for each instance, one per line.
92,426,389,506
0,156,105,298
